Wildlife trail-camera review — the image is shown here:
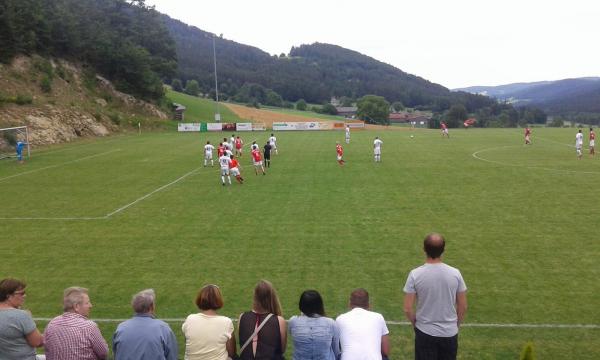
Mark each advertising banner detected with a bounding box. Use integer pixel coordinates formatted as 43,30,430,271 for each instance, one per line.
346,121,365,129
252,123,266,131
222,123,236,131
207,123,223,131
177,123,201,132
236,123,253,131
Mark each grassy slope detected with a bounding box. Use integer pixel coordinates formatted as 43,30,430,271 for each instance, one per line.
0,128,598,359
166,89,241,122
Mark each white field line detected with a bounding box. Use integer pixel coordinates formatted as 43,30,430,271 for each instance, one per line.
31,317,599,329
0,149,121,183
472,146,600,175
103,167,202,218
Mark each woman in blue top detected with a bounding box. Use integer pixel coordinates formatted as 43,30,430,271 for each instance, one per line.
288,290,340,360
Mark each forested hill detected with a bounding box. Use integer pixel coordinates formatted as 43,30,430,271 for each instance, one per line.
163,16,494,111
0,0,176,101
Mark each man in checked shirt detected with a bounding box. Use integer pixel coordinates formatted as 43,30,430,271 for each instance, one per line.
44,287,108,360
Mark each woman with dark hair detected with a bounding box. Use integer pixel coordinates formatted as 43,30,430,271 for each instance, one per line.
0,278,44,360
182,284,236,360
238,280,287,360
288,290,340,360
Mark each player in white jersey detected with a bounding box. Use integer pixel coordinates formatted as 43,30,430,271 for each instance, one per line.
373,136,383,162
576,129,584,159
219,153,232,185
269,133,278,155
204,141,215,167
345,125,351,144
251,141,259,151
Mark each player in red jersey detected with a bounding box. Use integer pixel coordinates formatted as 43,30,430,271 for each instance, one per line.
525,127,532,145
590,128,595,156
441,121,449,138
235,136,244,157
251,149,266,175
217,143,225,157
229,155,244,184
336,142,345,165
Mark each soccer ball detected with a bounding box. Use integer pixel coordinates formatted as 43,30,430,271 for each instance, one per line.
410,135,414,138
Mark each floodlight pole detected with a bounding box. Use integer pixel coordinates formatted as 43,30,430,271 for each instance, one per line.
213,34,221,122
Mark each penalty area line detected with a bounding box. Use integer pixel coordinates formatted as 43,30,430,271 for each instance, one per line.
0,149,121,183
31,317,599,329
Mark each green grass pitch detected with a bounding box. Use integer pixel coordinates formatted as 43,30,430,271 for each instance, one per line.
0,127,598,359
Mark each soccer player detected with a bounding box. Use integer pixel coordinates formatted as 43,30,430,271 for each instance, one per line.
263,141,272,168
345,125,351,144
250,141,259,151
251,148,266,175
590,128,595,156
576,129,584,159
269,133,278,155
217,142,225,157
373,136,383,162
441,121,449,138
525,127,532,145
229,154,244,184
235,136,244,157
204,141,215,167
15,140,28,163
219,152,232,186
336,141,345,165
230,134,235,151
222,137,232,154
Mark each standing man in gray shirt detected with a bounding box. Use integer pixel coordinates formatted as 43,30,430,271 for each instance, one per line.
403,233,467,360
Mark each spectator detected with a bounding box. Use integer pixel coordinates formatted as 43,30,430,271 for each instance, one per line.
336,288,390,360
113,289,178,360
289,290,340,360
182,284,236,360
44,287,108,360
0,278,44,360
238,280,287,360
403,233,468,360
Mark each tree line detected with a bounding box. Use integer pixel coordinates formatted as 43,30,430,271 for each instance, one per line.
0,0,176,100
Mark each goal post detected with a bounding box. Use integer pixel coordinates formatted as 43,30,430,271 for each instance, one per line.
0,126,30,160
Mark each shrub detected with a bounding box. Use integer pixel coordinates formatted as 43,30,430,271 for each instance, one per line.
15,94,33,105
40,75,52,93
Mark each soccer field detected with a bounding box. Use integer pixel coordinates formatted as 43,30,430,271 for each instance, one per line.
1,128,598,359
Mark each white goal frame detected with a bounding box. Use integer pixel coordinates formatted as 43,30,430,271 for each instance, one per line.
0,126,31,159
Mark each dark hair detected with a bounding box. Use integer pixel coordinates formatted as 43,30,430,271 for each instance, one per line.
0,278,26,301
299,290,325,317
253,280,282,316
424,233,445,259
196,284,224,310
349,288,369,309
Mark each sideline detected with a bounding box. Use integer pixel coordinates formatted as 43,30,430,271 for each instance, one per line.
31,317,599,329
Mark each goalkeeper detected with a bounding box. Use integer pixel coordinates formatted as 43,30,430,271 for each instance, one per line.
16,141,28,163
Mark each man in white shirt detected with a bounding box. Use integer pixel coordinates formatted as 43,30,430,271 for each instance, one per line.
204,141,215,167
373,137,383,162
218,153,231,186
403,233,467,360
336,288,390,360
345,125,351,144
576,129,584,159
269,133,278,155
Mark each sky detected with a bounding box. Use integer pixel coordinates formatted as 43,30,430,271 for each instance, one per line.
146,0,599,89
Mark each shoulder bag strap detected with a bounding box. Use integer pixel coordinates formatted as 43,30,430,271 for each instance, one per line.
239,313,274,355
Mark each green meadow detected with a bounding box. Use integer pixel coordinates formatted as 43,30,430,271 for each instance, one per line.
1,127,598,359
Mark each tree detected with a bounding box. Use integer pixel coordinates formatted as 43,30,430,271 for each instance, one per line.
357,95,390,125
446,104,468,127
391,101,404,112
321,103,338,115
296,99,307,111
265,90,283,107
185,79,200,96
171,78,183,92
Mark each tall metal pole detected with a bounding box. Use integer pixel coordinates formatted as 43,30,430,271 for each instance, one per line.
212,34,221,122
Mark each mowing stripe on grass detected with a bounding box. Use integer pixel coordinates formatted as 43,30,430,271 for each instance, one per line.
0,149,121,182
472,146,600,174
31,318,600,329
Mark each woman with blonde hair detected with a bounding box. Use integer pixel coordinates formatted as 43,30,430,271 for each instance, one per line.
182,284,236,360
238,280,286,360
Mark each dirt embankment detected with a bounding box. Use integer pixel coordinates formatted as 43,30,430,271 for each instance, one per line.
0,56,167,146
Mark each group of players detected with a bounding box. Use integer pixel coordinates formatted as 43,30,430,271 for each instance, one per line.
524,126,595,159
203,133,278,186
335,126,384,166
